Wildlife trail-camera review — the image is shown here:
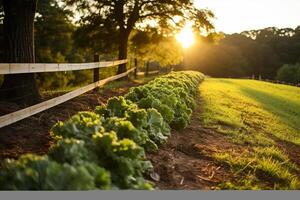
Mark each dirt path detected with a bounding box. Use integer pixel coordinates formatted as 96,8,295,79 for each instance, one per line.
147,96,242,190
0,81,140,160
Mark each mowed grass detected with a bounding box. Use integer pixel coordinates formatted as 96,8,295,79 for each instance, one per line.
199,78,300,189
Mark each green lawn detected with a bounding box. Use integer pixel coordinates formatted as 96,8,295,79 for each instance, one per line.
199,78,300,189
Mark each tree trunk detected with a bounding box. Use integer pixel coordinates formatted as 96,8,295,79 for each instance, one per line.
0,0,40,105
117,30,129,76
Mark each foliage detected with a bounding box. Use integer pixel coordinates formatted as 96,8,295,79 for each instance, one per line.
51,112,104,142
48,139,97,165
35,0,74,63
129,29,182,67
0,71,204,190
144,108,170,144
0,154,111,190
67,0,214,42
276,63,300,84
66,0,215,75
184,26,300,80
95,96,169,149
33,0,93,90
51,112,153,189
92,131,153,189
125,71,203,129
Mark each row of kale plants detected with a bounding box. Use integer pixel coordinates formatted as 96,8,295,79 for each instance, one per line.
0,71,205,190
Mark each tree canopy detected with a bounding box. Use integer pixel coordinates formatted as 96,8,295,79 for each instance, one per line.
129,28,182,68
66,0,215,73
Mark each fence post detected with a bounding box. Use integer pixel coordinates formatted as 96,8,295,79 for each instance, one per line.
146,61,149,76
157,64,160,75
134,58,137,79
93,54,100,83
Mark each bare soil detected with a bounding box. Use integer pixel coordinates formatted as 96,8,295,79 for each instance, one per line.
146,96,243,190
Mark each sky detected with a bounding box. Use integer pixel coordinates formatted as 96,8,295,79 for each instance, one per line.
194,0,300,34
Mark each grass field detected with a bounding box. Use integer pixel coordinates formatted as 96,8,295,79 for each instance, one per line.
199,78,300,189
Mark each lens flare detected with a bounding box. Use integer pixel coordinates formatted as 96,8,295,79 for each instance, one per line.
176,26,195,48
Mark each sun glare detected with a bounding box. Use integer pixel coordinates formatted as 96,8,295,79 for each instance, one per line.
176,26,195,49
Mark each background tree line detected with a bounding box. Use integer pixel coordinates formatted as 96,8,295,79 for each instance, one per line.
184,26,300,82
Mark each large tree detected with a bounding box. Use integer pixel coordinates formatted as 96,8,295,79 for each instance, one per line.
67,0,214,74
0,0,39,105
34,0,83,90
129,29,182,68
35,0,75,63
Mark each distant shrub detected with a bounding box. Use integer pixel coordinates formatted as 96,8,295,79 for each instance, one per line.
276,64,300,84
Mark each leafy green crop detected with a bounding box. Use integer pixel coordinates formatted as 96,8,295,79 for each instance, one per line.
92,132,153,189
51,112,104,141
0,154,111,190
145,108,170,144
50,114,154,189
48,139,97,165
125,71,204,129
0,71,204,190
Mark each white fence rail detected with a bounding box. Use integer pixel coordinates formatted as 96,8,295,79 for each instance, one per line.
0,59,128,74
0,67,135,128
137,70,159,76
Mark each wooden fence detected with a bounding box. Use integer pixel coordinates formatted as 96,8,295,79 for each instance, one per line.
259,79,300,87
0,58,136,128
137,70,160,76
0,60,128,74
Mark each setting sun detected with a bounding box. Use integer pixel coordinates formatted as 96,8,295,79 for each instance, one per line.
176,26,195,49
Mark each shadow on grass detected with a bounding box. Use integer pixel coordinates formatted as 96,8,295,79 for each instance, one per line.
240,87,300,132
